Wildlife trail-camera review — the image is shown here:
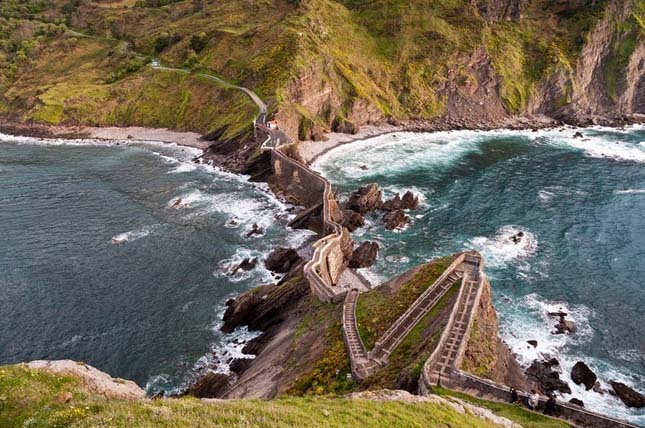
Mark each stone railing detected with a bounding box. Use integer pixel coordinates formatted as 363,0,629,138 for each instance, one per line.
368,253,467,364
256,123,349,303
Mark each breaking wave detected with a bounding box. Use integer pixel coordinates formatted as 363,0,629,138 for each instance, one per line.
110,225,161,244
466,225,537,270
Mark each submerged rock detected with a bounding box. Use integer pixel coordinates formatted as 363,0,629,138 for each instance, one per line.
230,258,257,275
382,210,410,230
610,381,645,408
245,223,263,238
346,183,383,214
348,241,379,268
264,247,302,273
571,361,597,390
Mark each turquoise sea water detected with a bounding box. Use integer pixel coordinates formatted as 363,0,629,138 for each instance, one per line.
314,126,645,424
0,134,312,394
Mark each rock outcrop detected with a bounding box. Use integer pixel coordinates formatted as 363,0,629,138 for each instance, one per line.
264,247,302,273
340,208,365,232
381,191,419,211
185,372,231,398
525,359,571,394
382,210,410,230
346,184,383,214
610,381,645,408
571,361,597,391
222,269,309,333
26,360,144,400
348,241,379,268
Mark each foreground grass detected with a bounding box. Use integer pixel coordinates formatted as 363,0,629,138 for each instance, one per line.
433,386,571,428
1,364,510,428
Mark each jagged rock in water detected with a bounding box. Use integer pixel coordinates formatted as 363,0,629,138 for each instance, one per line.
525,359,571,394
382,210,410,230
346,183,383,214
185,372,230,398
571,361,597,390
381,191,419,211
610,381,645,408
245,223,263,238
221,270,309,333
401,191,419,210
554,317,577,334
569,398,585,407
230,258,257,275
264,247,302,273
340,208,365,232
527,340,538,348
348,241,379,268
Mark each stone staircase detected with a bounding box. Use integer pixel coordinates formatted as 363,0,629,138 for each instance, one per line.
342,253,471,380
369,268,464,364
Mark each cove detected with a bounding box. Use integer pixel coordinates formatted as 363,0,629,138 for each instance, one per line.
0,135,311,394
313,126,645,425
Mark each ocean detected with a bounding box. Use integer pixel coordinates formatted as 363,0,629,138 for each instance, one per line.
314,125,645,424
0,134,313,395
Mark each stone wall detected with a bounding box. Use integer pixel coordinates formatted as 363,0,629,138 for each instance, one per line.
269,151,326,208
438,371,639,428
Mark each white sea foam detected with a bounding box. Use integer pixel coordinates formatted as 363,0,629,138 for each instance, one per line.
169,162,197,173
313,130,486,179
496,294,645,424
614,189,645,195
467,225,537,270
110,225,160,244
213,248,275,284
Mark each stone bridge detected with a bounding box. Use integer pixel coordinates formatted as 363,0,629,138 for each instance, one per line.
255,115,358,303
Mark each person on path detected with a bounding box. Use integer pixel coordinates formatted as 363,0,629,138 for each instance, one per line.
528,390,540,411
543,394,557,416
509,387,519,404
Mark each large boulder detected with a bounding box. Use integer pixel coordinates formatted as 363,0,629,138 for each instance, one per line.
525,359,571,394
571,361,597,390
346,183,383,214
340,208,365,232
381,191,419,211
348,241,379,268
26,360,144,400
382,210,410,230
185,372,230,398
264,247,302,273
610,381,645,408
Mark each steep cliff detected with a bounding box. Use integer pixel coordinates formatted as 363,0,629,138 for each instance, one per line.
1,0,641,140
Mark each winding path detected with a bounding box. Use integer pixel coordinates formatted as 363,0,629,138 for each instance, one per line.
151,61,362,302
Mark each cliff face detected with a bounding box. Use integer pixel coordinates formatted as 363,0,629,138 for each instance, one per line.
530,0,645,124
461,280,528,390
0,0,642,139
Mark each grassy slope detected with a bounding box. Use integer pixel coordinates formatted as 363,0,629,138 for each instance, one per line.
1,364,509,428
355,255,454,350
1,0,637,138
434,387,571,428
